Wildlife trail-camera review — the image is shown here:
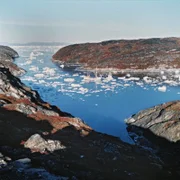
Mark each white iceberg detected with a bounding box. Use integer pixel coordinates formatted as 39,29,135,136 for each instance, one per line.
64,78,75,83
43,67,56,76
29,66,39,72
158,86,167,92
34,74,45,79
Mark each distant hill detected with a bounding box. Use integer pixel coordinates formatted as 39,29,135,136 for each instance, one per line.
53,37,180,70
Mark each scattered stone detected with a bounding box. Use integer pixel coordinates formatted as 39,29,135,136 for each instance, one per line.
24,134,66,153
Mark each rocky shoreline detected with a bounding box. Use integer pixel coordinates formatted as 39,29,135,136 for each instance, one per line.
0,45,180,179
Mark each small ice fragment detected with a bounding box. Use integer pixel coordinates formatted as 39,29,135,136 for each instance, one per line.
143,76,152,83
73,73,79,77
29,66,39,72
60,64,64,68
34,74,45,78
175,70,179,74
162,75,167,80
160,71,164,75
64,78,75,83
158,86,167,92
71,84,81,88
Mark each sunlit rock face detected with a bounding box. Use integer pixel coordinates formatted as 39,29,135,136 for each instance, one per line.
53,38,180,70
126,101,180,143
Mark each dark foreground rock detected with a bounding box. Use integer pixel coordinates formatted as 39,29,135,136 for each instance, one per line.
0,46,180,179
53,37,180,72
126,101,180,178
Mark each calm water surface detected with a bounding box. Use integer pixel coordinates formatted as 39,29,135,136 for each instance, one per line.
13,46,180,143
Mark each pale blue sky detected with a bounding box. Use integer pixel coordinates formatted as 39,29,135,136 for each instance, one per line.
0,0,180,43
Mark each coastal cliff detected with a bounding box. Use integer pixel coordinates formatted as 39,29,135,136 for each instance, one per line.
0,46,180,179
53,38,180,72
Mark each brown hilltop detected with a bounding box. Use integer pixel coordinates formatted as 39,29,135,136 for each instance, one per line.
53,37,180,70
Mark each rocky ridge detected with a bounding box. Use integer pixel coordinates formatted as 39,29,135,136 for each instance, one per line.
0,46,180,179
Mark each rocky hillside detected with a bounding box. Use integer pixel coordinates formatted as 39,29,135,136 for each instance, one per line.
0,46,180,179
53,37,180,71
0,45,25,76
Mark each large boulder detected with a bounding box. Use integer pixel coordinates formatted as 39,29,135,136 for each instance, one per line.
24,134,66,153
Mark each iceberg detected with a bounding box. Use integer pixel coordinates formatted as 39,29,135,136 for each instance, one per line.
64,78,75,83
158,86,167,92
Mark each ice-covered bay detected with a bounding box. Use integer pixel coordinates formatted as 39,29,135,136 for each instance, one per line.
13,46,180,143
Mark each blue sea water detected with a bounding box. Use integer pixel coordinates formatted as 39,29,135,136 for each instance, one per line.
13,46,180,143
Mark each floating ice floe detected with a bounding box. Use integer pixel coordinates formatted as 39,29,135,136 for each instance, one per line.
124,84,130,87
162,75,167,80
38,80,46,84
73,73,79,77
22,76,37,82
60,64,64,68
43,67,56,76
118,77,125,80
160,71,164,75
51,82,62,88
46,75,61,80
38,59,44,63
106,73,113,81
71,84,81,88
175,70,179,74
136,82,144,87
79,87,88,94
82,75,102,83
158,86,167,92
34,74,45,79
174,75,180,79
164,80,178,86
125,77,140,81
29,66,39,72
143,76,152,83
64,78,75,83
29,52,36,60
